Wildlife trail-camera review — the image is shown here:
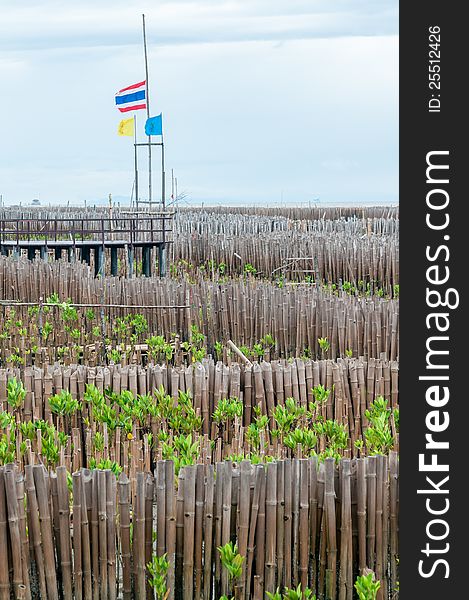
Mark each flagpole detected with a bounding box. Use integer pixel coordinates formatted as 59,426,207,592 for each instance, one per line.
161,127,165,210
134,114,139,210
142,13,152,209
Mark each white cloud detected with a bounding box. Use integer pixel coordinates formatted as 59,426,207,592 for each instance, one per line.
0,1,398,205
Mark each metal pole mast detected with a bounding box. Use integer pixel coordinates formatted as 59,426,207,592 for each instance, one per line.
133,114,139,210
142,13,152,209
161,131,165,210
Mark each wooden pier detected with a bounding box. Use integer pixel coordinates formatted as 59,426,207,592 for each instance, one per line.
0,213,173,276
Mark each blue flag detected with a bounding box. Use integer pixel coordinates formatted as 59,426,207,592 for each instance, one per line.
145,114,163,136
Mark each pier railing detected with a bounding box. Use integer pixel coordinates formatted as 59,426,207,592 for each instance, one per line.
0,214,174,247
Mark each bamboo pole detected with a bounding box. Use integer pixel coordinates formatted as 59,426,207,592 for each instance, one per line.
356,459,367,573
245,464,261,598
118,473,132,600
203,464,214,600
81,473,93,600
338,460,352,600
97,470,108,600
156,460,166,558
24,464,48,599
283,458,292,590
366,457,377,571
389,451,399,595
264,461,277,594
106,470,117,600
238,461,251,599
220,461,233,596
165,460,177,600
57,466,73,600
324,458,337,600
194,464,205,599
144,473,154,599
91,468,100,600
175,469,185,600
254,464,266,596
183,465,196,600
73,473,83,600
0,470,11,600
15,473,31,600
135,472,146,599
298,459,309,592
33,464,59,600
5,467,24,597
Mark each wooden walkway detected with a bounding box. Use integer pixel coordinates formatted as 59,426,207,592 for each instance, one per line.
0,215,173,276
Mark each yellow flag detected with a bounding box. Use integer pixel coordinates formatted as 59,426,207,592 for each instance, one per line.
117,117,134,136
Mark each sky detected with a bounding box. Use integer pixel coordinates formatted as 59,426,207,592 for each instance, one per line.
0,0,398,206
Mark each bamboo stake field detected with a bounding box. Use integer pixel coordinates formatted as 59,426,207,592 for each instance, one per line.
0,258,399,364
0,205,400,598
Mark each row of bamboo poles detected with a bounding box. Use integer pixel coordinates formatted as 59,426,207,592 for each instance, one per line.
0,259,399,362
1,357,398,433
174,211,399,236
0,358,398,475
171,228,398,289
0,205,398,223
0,455,399,600
0,218,399,290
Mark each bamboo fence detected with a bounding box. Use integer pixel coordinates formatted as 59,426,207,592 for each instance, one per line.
0,258,399,363
0,454,399,600
0,357,399,474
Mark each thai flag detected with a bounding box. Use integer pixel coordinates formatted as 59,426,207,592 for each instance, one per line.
115,80,147,113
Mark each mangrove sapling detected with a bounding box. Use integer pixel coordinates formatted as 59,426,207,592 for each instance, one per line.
267,584,316,600
354,571,381,600
48,389,82,433
217,541,244,597
284,428,318,458
317,337,330,358
212,397,243,443
214,340,223,361
147,552,170,600
239,345,252,359
313,419,349,458
245,407,269,452
364,396,395,454
272,398,306,445
161,433,199,475
253,343,264,360
7,377,26,416
0,429,17,465
89,458,122,477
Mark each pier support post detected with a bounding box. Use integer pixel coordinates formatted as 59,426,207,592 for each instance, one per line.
95,246,104,277
68,247,75,263
128,245,134,278
158,245,167,277
110,247,118,276
142,246,151,277
40,246,48,261
81,246,91,266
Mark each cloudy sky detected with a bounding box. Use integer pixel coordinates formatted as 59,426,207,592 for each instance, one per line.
0,0,398,206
